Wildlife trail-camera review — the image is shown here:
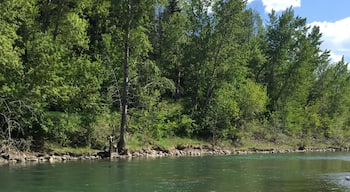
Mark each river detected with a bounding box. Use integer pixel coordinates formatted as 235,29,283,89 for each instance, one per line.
1,152,350,191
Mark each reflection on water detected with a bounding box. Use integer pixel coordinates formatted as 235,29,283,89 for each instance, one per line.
322,172,350,192
1,152,350,191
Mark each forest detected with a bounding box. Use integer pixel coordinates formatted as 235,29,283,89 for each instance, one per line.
1,0,350,153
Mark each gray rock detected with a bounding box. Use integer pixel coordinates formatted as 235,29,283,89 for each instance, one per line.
25,156,39,162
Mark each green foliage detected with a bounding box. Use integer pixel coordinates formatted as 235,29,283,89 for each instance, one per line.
42,112,81,146
308,59,350,142
89,109,121,149
237,80,268,119
2,0,350,151
260,8,331,139
128,100,196,140
328,115,350,147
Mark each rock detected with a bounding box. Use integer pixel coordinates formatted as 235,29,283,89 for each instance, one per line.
39,156,48,162
152,146,169,153
16,156,26,163
110,152,119,159
132,151,141,157
61,156,68,161
176,144,187,150
0,158,8,164
48,156,55,162
1,153,9,160
97,151,109,158
25,156,39,162
8,153,25,163
9,159,17,163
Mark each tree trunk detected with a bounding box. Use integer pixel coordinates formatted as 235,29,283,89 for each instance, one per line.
53,0,63,40
117,0,131,155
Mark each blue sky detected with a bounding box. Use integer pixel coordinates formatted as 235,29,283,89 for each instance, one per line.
247,0,350,63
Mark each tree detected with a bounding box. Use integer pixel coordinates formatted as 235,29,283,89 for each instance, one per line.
0,0,38,146
107,0,159,154
177,0,267,142
308,58,350,144
262,8,328,135
22,0,103,146
156,0,188,99
117,0,131,154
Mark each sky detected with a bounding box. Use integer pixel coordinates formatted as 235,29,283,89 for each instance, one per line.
247,0,350,63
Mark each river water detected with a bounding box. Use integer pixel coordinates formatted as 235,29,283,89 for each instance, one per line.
1,152,350,192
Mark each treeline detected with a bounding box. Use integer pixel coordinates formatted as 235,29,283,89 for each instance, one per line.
1,0,349,151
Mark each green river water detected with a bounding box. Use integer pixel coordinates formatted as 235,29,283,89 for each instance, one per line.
1,152,350,191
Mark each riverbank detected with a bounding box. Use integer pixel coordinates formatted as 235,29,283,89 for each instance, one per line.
1,144,349,165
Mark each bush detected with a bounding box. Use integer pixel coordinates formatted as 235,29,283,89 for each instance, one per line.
41,112,84,147
128,100,197,140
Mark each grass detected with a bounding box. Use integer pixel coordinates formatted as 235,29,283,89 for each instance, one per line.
234,135,341,151
153,137,211,149
125,134,211,150
236,140,293,150
43,133,345,155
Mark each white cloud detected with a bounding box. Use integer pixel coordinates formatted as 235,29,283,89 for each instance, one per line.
247,0,256,3
329,52,343,62
261,0,301,12
309,17,350,63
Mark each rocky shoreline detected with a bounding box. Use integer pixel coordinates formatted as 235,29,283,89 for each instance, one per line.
1,145,349,165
